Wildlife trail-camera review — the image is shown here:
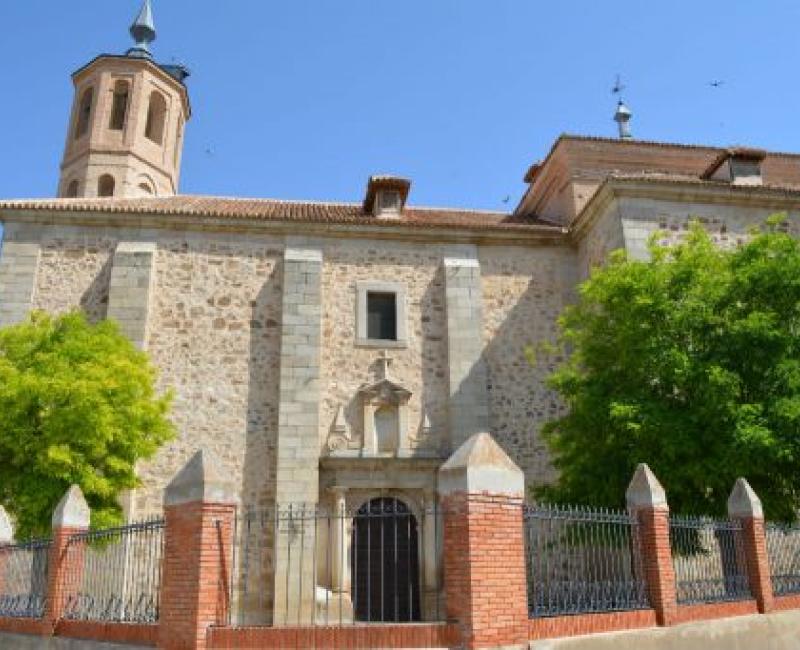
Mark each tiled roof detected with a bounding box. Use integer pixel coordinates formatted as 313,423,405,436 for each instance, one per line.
605,172,800,195
0,195,564,233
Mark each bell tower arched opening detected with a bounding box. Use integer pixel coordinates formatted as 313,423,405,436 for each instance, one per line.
74,87,94,140
97,175,115,197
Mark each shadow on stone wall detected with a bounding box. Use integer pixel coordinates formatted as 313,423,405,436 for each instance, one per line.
80,255,112,324
449,263,572,493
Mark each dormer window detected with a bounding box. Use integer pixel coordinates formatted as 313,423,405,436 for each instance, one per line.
363,175,411,218
378,190,402,214
702,147,766,186
729,157,761,182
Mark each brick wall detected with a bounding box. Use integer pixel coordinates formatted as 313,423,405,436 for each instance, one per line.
442,492,529,649
207,623,460,649
159,502,236,650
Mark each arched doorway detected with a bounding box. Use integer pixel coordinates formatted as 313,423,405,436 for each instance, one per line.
351,498,421,622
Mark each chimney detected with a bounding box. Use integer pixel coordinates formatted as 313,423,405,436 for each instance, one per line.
363,176,411,218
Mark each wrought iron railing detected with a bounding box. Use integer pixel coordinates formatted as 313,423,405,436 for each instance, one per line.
62,518,165,623
0,538,51,619
670,515,750,605
229,498,443,627
523,504,648,617
766,522,800,596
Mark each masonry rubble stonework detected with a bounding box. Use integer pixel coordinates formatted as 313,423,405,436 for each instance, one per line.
7,5,800,642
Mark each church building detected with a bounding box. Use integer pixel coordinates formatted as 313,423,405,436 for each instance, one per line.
2,0,800,625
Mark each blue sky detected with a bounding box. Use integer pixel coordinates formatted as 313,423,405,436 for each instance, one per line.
0,1,798,211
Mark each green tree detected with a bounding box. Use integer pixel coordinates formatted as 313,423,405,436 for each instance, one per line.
536,216,800,520
0,310,174,538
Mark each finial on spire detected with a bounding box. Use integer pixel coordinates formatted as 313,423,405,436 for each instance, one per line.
128,0,157,59
611,75,633,140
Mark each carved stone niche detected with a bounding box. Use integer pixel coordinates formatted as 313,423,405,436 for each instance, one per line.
358,378,412,456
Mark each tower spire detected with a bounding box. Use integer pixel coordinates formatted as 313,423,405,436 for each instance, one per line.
128,0,157,59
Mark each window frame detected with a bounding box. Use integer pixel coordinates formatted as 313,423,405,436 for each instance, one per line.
356,281,408,349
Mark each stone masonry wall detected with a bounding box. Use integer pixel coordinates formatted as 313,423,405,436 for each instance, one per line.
481,245,575,488
319,239,447,457
21,220,582,511
617,197,800,254
32,231,115,323
138,234,283,517
576,200,625,279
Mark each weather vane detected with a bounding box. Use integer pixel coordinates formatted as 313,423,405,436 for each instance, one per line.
611,74,626,101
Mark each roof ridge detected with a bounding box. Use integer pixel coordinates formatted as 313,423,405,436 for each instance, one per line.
408,205,510,216
0,194,513,216
175,194,362,207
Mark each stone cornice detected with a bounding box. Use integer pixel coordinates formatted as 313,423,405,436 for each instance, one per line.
0,208,569,248
570,177,800,244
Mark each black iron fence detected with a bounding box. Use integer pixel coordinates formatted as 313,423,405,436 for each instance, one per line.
523,504,648,617
670,515,750,605
62,518,165,623
766,522,800,596
0,539,50,618
229,498,443,627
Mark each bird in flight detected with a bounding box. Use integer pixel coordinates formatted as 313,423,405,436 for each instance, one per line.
709,80,725,88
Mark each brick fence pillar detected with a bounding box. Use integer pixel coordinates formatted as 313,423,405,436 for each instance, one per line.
728,478,773,613
159,449,237,650
0,506,13,596
44,485,90,631
438,432,528,650
626,464,677,626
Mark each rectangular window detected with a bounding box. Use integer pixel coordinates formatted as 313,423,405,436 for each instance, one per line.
357,281,407,348
367,292,397,341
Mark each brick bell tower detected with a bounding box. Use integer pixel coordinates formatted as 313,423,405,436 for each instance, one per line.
58,0,191,199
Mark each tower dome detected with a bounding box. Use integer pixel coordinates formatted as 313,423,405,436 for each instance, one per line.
58,0,191,199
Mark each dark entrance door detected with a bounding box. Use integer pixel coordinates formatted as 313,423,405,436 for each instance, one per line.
351,498,421,622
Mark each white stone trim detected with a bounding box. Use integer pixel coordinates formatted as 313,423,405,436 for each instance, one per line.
355,280,408,348
52,485,90,529
0,240,40,327
728,478,763,519
107,241,157,349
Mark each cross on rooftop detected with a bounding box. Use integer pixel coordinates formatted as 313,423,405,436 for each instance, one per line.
377,350,393,380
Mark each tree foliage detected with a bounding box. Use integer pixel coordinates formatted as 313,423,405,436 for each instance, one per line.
0,311,174,538
537,217,800,520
